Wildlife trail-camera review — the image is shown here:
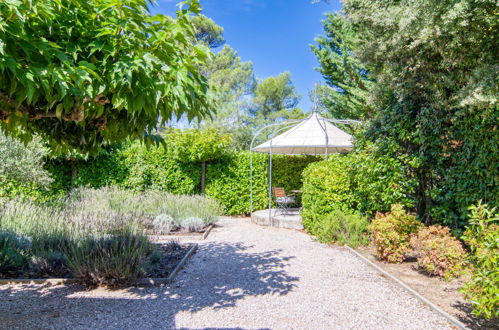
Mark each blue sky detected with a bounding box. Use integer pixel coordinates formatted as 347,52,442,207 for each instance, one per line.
152,0,342,111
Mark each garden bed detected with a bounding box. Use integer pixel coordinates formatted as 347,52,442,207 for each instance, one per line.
143,242,195,279
0,242,196,286
0,187,219,287
356,246,498,329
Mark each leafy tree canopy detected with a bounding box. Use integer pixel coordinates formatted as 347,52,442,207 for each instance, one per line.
203,45,255,128
0,0,212,154
311,13,373,120
165,127,232,163
165,127,232,194
251,71,302,121
191,14,225,49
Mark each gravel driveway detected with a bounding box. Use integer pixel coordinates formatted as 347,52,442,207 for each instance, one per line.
0,217,454,329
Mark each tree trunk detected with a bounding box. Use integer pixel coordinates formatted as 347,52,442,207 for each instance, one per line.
201,160,206,196
415,167,432,225
70,159,78,187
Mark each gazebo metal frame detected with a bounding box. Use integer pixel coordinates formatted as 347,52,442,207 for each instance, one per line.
249,111,361,223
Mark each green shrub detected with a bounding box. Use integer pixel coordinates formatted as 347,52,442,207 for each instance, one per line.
370,204,423,263
0,230,30,275
182,217,204,232
31,144,317,216
206,152,317,215
461,202,499,319
301,147,415,230
313,210,369,248
29,250,68,277
206,152,266,215
410,225,466,279
0,129,54,202
301,156,354,231
66,230,150,287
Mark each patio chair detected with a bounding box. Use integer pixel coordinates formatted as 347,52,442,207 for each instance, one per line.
272,187,295,215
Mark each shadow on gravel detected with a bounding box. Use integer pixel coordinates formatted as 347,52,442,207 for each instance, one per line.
0,242,298,329
451,301,499,330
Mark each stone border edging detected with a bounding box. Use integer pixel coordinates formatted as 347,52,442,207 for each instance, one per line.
202,224,214,240
0,243,198,287
138,243,198,286
345,245,469,330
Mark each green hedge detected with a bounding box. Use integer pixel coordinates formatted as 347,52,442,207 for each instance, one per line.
33,143,318,216
206,152,268,215
301,147,416,231
205,153,319,215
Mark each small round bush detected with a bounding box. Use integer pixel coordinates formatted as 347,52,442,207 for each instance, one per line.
369,204,422,263
182,217,204,232
0,231,31,275
314,210,370,248
152,214,175,235
410,225,466,279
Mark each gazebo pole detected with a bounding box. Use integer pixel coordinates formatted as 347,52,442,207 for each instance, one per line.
250,148,253,220
268,137,273,225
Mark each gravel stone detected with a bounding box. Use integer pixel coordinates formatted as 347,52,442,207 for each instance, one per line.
0,217,454,329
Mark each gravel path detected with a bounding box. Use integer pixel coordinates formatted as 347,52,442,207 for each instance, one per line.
0,217,454,329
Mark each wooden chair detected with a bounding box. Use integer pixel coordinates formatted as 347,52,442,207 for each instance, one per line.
272,187,295,215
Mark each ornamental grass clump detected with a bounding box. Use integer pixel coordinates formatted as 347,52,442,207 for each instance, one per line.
460,202,499,319
410,225,466,279
369,204,422,263
65,228,150,288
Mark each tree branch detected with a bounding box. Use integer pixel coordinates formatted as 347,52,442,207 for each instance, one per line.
0,92,108,126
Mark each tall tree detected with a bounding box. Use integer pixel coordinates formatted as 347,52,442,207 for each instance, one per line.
204,45,255,128
0,0,212,154
251,72,302,122
166,128,232,195
191,14,225,49
342,0,498,225
311,13,372,120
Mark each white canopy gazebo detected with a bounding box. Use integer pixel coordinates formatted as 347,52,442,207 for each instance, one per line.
249,111,361,223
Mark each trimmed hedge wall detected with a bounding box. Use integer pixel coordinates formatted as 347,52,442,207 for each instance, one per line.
301,148,416,231
37,142,318,215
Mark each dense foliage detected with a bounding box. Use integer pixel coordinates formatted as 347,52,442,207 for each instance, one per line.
301,147,415,228
0,129,53,199
327,0,499,227
0,196,148,286
4,142,317,215
369,204,422,263
165,128,232,194
309,209,369,248
461,203,499,319
311,13,372,120
410,225,466,279
191,14,225,49
0,0,212,153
